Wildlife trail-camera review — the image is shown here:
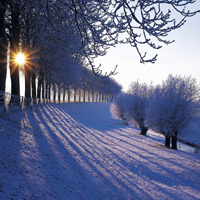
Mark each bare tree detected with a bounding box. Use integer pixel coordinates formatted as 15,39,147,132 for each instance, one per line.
124,81,150,135
147,75,200,149
111,93,128,125
16,0,200,75
69,0,200,73
112,1,199,63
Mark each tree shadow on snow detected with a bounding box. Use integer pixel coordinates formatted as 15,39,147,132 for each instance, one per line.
30,105,200,199
1,103,200,200
0,109,28,199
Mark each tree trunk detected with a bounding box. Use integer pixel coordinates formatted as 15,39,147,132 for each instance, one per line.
74,89,76,102
0,7,8,116
9,6,20,107
37,75,42,104
39,84,42,104
78,89,81,102
165,136,170,148
48,84,51,102
172,135,177,149
0,7,7,93
46,83,48,102
58,86,61,103
45,83,50,103
140,126,148,136
10,35,20,96
24,14,32,107
88,91,90,102
63,88,66,103
139,120,148,136
42,80,45,103
67,88,70,103
53,85,56,103
92,91,94,102
0,39,7,92
111,95,113,101
91,91,93,102
83,90,86,102
31,71,36,104
122,117,128,125
24,64,32,106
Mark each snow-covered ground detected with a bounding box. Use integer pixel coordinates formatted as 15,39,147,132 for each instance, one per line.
0,102,200,200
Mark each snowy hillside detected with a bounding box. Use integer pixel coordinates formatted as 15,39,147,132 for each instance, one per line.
0,102,200,199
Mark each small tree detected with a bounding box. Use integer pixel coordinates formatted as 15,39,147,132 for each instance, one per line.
125,81,150,135
111,93,128,125
147,75,200,149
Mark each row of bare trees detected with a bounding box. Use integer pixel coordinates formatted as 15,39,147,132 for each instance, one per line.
0,1,122,116
0,1,199,114
27,67,121,105
1,49,121,114
111,75,200,149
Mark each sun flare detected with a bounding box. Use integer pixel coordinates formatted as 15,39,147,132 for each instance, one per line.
16,53,25,65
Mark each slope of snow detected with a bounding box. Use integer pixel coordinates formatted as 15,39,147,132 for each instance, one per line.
0,102,200,200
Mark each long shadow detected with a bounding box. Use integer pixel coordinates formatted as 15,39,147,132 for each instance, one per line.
45,105,147,174
0,109,29,199
104,128,200,179
41,105,163,198
48,103,200,177
2,103,200,199
43,106,164,198
29,105,137,199
60,104,200,195
39,105,142,199
40,104,200,199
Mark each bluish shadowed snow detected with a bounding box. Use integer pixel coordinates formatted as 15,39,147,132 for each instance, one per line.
0,102,200,199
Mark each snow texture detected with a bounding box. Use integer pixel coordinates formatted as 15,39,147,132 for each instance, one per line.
0,102,200,199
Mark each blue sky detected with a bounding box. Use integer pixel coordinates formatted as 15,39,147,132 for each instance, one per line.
94,2,200,91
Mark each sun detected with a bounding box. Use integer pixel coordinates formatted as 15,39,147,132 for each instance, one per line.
15,52,25,65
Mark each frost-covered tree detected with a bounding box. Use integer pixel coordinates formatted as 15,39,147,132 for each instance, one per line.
98,77,121,101
22,2,83,102
125,81,150,135
111,0,200,63
104,78,122,101
78,67,93,102
77,71,121,102
0,0,22,107
147,75,200,149
111,93,128,125
56,0,200,73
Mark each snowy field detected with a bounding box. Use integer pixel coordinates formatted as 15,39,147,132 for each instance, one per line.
0,102,200,200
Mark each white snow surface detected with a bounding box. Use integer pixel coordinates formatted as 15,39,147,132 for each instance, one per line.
0,102,200,200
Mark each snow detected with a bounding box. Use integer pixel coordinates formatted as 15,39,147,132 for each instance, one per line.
0,102,200,199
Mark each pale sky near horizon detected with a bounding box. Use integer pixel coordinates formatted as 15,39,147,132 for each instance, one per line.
94,3,200,92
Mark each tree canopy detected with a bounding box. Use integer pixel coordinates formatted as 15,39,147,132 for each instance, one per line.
1,0,199,75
